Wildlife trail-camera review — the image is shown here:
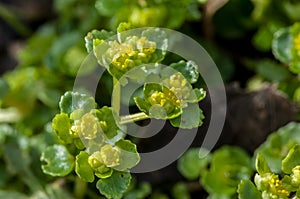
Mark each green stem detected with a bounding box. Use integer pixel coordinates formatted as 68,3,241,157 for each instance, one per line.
112,78,120,114
120,112,149,124
111,78,149,124
74,177,87,199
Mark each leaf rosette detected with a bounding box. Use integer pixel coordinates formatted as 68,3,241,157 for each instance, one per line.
134,64,206,128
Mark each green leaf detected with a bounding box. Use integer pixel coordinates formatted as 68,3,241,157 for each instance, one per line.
237,179,262,199
2,136,30,174
59,91,97,114
52,113,72,144
212,146,252,169
134,96,151,114
94,106,120,139
170,104,204,129
124,182,151,199
85,29,115,53
253,23,282,52
171,182,191,199
75,151,95,182
41,145,74,176
37,88,61,108
0,78,9,99
272,28,293,64
283,1,300,21
141,27,168,55
255,59,290,82
114,139,140,171
96,171,131,199
170,60,199,84
282,145,300,174
95,168,114,179
254,122,300,173
63,45,87,76
201,169,237,196
117,22,134,33
193,88,206,102
45,32,81,75
201,146,253,197
178,148,211,180
95,0,125,17
255,153,271,175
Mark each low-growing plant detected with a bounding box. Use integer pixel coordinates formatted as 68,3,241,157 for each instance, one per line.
177,122,300,199
42,23,206,198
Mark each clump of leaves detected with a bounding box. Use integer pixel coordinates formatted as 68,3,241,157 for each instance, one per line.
178,146,253,199
238,145,300,199
44,24,207,198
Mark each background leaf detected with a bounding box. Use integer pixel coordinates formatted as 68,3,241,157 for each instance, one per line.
282,145,300,174
0,78,9,99
254,122,300,173
272,28,293,64
178,147,211,180
237,179,262,199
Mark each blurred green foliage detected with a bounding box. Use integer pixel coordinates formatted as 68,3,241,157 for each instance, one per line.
1,0,300,198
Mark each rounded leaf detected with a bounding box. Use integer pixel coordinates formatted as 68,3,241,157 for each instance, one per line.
170,104,204,129
52,113,72,144
113,140,140,171
237,179,262,199
59,91,97,114
170,60,199,84
178,148,211,180
272,28,293,64
41,145,74,176
96,171,131,199
94,106,120,139
75,151,95,182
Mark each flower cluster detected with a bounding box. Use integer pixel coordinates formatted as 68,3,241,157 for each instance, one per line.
135,83,182,119
99,35,163,79
255,173,290,198
51,92,140,182
163,72,193,107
